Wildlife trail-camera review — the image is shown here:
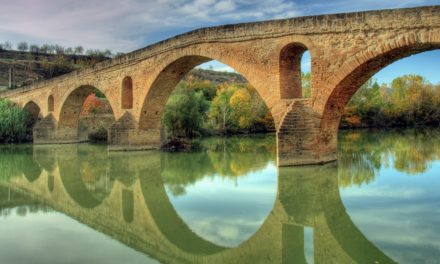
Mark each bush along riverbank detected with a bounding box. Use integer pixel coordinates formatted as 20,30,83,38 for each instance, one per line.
0,99,30,143
341,75,440,129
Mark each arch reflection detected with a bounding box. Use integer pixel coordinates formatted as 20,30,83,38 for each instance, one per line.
0,138,398,263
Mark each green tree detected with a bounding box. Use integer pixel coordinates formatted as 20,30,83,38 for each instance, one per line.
302,72,311,98
162,83,209,138
17,42,29,52
0,99,29,143
209,84,237,133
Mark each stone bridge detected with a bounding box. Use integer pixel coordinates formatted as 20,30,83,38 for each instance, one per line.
0,6,439,166
1,144,397,263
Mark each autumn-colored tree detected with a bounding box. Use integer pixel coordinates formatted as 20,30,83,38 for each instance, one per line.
342,75,440,128
209,84,237,133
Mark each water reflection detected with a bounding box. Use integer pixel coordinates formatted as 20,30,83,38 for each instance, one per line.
338,128,440,187
163,136,276,196
0,134,404,264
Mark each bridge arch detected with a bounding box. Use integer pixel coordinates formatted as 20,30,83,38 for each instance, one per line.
58,85,116,143
138,54,275,131
23,101,42,142
23,101,41,124
317,30,440,147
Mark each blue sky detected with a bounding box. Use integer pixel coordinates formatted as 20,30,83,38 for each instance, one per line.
1,0,439,84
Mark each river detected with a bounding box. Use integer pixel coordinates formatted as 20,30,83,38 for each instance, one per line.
0,129,439,263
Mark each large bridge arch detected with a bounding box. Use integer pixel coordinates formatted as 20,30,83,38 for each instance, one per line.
137,46,281,130
138,55,211,131
314,30,440,159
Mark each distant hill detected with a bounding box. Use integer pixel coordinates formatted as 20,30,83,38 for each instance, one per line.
0,50,108,90
190,68,246,84
0,50,246,91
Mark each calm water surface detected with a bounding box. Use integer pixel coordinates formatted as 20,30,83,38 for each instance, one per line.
0,129,439,263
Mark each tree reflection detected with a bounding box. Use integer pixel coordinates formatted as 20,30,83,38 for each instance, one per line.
0,145,41,183
338,128,440,187
162,135,276,196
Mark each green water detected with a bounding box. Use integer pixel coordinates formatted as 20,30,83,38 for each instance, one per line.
0,129,439,264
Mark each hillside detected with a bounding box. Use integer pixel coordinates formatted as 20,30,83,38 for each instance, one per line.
190,68,246,84
0,50,108,90
0,50,245,91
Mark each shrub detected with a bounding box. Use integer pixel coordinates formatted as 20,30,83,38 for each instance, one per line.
88,126,108,143
0,99,29,143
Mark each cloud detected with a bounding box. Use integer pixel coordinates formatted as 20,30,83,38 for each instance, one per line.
0,0,436,53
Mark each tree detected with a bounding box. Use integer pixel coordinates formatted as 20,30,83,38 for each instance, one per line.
40,44,50,54
1,41,12,50
342,74,440,128
65,47,73,54
114,52,125,58
74,46,84,55
54,45,64,54
17,42,28,51
29,44,40,53
162,84,209,138
0,99,29,143
230,88,253,129
209,84,236,133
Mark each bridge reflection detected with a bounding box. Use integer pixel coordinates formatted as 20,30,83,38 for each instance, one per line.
0,144,396,264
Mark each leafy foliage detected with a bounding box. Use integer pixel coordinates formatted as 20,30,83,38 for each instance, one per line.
162,80,210,138
162,74,275,139
342,75,440,128
0,99,29,143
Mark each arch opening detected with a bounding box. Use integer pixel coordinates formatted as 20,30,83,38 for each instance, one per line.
323,43,440,138
48,95,54,112
139,56,275,142
279,43,312,99
58,86,116,143
23,101,41,142
121,76,133,109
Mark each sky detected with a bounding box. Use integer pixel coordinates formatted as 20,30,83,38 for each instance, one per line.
0,0,439,84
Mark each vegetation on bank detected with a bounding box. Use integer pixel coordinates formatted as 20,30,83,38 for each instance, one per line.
162,74,275,139
341,75,440,128
162,72,439,141
0,99,29,143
